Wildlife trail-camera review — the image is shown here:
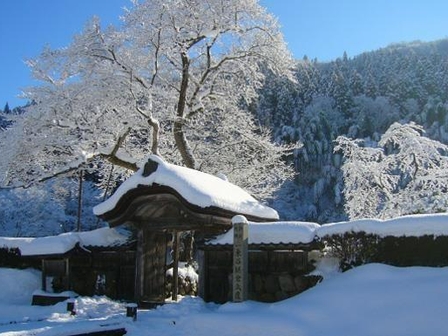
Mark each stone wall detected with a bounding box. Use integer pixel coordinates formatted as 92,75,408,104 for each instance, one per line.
247,272,322,302
200,249,320,303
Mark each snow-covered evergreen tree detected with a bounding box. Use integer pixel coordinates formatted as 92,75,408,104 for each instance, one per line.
256,38,448,221
3,103,11,114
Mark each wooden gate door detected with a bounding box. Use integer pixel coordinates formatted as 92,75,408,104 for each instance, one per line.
135,229,167,306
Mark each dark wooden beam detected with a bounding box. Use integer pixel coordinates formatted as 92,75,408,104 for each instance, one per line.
41,259,46,291
171,231,180,301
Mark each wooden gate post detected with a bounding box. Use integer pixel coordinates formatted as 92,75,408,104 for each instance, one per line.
135,229,167,306
41,259,46,291
172,231,180,301
232,215,248,302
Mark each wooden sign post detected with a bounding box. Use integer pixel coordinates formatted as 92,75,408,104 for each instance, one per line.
232,215,248,302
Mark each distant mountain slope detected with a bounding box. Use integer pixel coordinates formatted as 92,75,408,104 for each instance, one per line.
258,39,448,222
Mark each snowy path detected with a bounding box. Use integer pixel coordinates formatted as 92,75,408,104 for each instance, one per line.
2,264,448,336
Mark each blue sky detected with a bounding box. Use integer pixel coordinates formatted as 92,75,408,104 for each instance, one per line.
1,0,448,109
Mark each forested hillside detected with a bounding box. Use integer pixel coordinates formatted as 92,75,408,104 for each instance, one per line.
259,39,448,222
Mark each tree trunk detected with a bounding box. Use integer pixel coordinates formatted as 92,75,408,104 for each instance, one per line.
77,169,83,232
174,52,196,169
147,116,161,156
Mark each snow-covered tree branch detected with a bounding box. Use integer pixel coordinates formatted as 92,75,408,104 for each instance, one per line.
0,0,296,199
336,122,448,219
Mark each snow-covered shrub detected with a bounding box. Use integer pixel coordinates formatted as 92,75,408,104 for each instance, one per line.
166,262,199,298
320,232,381,271
321,231,448,271
376,235,448,267
0,247,21,268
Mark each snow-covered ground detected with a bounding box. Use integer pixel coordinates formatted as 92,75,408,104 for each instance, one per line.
2,213,448,335
1,263,448,336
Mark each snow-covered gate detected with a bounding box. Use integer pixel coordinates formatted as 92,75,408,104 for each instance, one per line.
95,156,278,307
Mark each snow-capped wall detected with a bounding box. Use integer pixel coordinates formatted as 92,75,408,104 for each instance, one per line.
316,213,448,238
208,213,448,245
209,221,320,245
0,227,130,256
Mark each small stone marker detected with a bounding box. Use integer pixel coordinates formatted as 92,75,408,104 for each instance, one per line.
126,303,138,321
66,298,76,315
232,215,248,302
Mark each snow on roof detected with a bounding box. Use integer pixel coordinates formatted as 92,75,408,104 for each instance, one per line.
0,227,131,256
316,213,448,238
208,221,321,245
93,155,279,221
207,213,448,245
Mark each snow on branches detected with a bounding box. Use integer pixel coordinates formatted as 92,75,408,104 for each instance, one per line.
0,0,296,199
335,122,448,219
